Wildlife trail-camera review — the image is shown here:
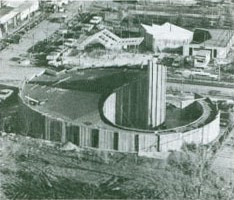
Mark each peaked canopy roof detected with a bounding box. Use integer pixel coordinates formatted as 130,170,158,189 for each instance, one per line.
141,22,193,41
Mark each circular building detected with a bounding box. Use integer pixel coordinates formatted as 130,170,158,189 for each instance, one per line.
19,59,220,154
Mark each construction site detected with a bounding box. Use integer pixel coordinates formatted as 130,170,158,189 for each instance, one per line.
0,0,234,199
0,59,231,199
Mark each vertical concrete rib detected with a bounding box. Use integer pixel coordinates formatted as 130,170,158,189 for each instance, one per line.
147,58,166,128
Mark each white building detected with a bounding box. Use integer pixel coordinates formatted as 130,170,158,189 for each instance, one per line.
194,50,211,68
183,28,234,59
0,0,39,37
141,22,193,53
14,1,39,21
77,29,144,51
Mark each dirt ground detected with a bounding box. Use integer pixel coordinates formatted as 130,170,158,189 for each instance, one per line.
0,133,166,199
0,131,232,200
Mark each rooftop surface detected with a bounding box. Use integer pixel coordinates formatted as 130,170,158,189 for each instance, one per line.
20,67,218,134
191,28,233,47
141,22,193,40
22,67,145,130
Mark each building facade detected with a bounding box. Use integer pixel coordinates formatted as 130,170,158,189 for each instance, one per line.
0,0,39,37
141,22,193,53
103,59,166,130
19,61,220,154
183,28,234,59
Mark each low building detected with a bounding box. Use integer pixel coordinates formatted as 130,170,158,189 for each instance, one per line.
0,0,39,37
77,29,144,51
140,22,193,53
0,7,18,36
183,28,234,59
14,0,39,21
194,50,211,68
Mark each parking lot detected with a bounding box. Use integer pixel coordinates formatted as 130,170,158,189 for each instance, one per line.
0,1,89,87
0,19,60,86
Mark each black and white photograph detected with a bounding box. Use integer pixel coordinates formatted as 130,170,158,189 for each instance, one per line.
0,0,234,199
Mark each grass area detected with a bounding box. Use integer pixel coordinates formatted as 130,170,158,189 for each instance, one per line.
0,133,232,199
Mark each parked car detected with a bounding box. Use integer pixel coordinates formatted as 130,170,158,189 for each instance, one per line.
220,111,230,127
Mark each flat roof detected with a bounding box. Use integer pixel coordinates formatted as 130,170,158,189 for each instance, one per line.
15,1,38,12
22,68,144,126
20,66,218,134
23,84,101,122
191,28,233,47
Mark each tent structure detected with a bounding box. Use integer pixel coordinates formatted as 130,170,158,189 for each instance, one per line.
141,22,193,53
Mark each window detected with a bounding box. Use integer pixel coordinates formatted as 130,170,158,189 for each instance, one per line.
91,129,99,148
189,47,193,56
50,121,62,142
113,132,119,150
214,49,217,58
72,126,80,145
66,126,80,145
135,135,139,152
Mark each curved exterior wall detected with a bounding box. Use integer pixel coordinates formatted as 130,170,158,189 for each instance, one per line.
19,95,139,152
158,113,220,152
103,59,166,129
19,94,220,153
18,63,219,155
104,95,220,153
115,77,149,129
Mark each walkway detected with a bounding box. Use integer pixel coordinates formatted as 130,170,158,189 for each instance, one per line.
77,29,144,50
63,52,152,68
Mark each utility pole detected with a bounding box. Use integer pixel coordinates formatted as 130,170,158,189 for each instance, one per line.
0,0,6,8
218,64,221,82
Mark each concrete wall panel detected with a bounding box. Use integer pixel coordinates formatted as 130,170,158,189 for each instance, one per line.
118,131,135,152
99,129,114,150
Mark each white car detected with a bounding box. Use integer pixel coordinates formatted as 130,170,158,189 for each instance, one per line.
64,38,77,47
46,52,61,61
48,60,63,67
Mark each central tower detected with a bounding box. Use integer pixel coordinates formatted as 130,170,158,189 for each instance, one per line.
147,58,166,128
103,58,167,130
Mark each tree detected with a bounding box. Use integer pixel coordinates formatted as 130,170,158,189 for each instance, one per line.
167,144,232,199
175,14,184,27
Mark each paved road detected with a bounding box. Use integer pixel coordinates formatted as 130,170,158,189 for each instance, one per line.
0,1,89,87
129,9,220,19
64,52,152,68
167,81,234,97
0,20,60,85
